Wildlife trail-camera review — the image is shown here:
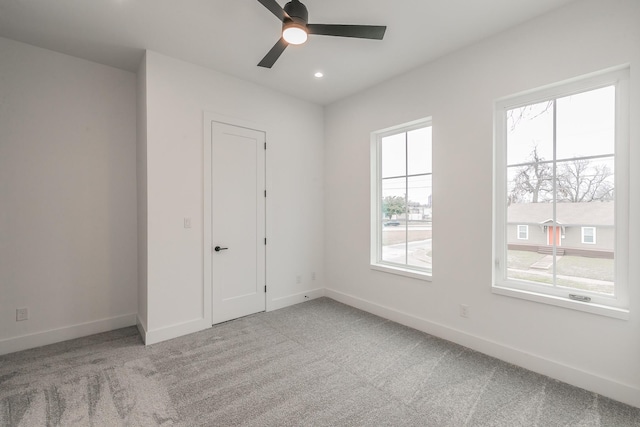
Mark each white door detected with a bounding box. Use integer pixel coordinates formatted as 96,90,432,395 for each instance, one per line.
211,122,266,324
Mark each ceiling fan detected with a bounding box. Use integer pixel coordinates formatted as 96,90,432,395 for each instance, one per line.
256,0,387,68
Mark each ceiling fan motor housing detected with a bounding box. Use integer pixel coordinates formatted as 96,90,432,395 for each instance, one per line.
256,0,386,68
283,0,308,24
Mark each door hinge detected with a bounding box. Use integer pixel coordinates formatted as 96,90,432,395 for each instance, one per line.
264,285,267,293
264,142,267,149
264,238,267,245
264,190,267,197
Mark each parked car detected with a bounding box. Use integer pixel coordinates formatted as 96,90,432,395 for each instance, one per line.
384,221,400,226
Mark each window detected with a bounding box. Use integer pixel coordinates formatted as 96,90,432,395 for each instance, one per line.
517,225,529,240
581,227,596,244
494,67,629,317
371,119,432,279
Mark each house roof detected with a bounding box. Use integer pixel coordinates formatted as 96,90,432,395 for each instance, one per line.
507,202,614,226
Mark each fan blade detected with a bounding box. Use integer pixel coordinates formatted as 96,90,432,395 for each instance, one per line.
257,0,290,21
258,38,288,68
307,24,386,40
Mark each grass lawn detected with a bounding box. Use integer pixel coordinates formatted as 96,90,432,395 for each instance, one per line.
507,270,613,294
507,250,545,269
382,229,432,246
556,255,614,282
507,250,614,295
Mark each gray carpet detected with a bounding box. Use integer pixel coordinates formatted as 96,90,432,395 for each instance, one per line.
1,298,639,426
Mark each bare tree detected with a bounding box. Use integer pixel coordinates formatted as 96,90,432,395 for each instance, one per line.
509,146,553,204
507,100,553,131
510,148,614,204
556,159,614,202
507,99,614,204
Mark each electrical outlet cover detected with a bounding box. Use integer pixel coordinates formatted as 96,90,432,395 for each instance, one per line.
16,308,29,321
459,304,469,318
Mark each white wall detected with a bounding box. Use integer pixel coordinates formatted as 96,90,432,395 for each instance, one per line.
139,51,324,343
324,0,640,407
0,37,138,355
136,53,149,334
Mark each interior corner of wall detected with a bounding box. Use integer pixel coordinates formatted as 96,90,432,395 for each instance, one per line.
136,315,148,345
267,288,325,312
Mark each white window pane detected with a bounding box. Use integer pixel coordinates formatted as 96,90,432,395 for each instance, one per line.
556,260,613,295
507,100,554,166
407,127,432,175
382,231,407,265
556,86,615,159
407,175,432,213
382,177,406,219
381,176,407,265
506,249,555,287
555,157,614,203
381,133,405,178
507,201,554,285
555,199,613,295
407,175,432,270
507,161,553,205
556,243,614,296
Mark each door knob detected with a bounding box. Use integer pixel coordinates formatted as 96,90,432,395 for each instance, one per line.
214,246,228,252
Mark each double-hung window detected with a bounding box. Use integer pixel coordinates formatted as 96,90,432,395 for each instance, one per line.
581,227,596,245
493,67,629,317
371,119,433,279
517,225,529,240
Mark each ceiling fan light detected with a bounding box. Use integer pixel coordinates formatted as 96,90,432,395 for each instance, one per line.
283,23,308,45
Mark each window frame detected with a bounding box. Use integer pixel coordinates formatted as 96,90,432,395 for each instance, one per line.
581,227,597,245
517,225,529,240
493,67,630,319
371,118,433,280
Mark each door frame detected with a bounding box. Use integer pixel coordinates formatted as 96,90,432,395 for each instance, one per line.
203,112,267,326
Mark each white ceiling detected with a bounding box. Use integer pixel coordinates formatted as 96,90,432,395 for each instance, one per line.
0,0,576,105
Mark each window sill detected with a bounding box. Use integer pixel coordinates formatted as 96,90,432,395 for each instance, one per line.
492,285,629,320
371,263,432,281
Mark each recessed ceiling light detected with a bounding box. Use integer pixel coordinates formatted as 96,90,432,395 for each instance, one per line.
314,72,324,78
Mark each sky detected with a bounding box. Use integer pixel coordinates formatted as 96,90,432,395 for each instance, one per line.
381,126,432,206
378,85,616,209
507,85,615,166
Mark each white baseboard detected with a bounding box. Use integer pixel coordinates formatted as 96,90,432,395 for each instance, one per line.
325,288,640,409
136,316,147,344
143,288,326,344
0,313,137,356
268,288,325,311
143,317,210,346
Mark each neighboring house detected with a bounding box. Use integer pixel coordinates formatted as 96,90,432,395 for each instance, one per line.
507,202,614,257
394,203,432,221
